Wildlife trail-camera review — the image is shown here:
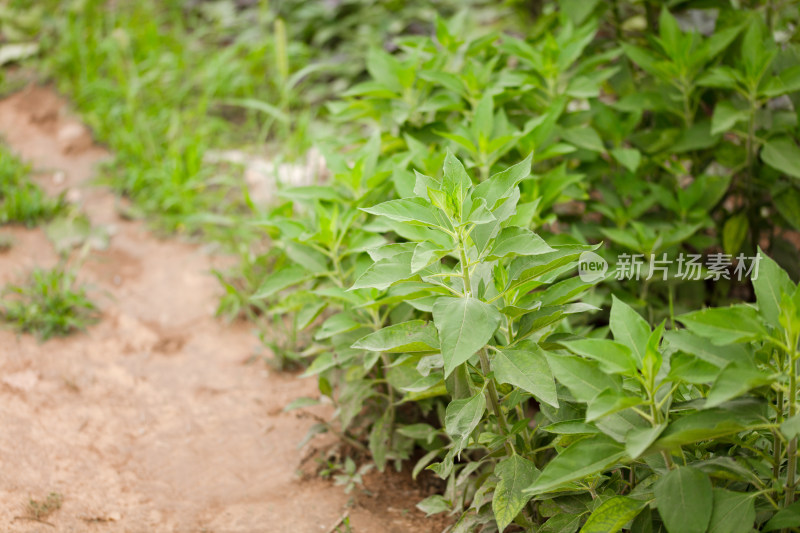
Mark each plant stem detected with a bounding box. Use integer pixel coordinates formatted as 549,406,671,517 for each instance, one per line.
786,355,798,507
775,387,784,490
459,239,472,296
649,387,674,470
458,229,512,455
479,349,514,456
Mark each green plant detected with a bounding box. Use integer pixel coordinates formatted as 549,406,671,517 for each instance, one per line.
0,145,66,227
16,1,800,531
1,264,98,340
24,492,62,522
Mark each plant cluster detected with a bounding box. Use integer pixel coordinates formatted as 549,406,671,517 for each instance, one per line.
245,2,800,532
12,0,800,531
0,144,66,227
1,265,98,340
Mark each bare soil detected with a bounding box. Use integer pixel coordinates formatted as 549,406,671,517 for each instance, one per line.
0,86,444,533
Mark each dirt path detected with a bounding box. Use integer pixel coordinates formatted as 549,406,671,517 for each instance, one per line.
0,86,440,533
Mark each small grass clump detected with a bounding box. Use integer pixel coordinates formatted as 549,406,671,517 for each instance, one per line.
2,266,98,340
26,492,62,521
0,145,66,227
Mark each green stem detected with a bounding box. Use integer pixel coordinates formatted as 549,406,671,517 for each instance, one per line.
775,386,784,494
650,387,674,470
459,239,472,296
479,349,514,456
786,356,798,507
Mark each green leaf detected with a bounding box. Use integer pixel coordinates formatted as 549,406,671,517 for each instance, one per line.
705,363,772,408
610,148,641,173
722,213,748,256
545,352,620,403
579,496,646,533
773,184,800,231
416,494,451,516
285,241,328,273
652,404,764,450
433,297,501,378
315,313,362,340
781,413,800,440
444,391,486,456
626,424,666,459
663,329,751,368
525,435,625,496
351,252,414,291
492,345,558,408
677,305,767,345
658,7,681,56
562,338,638,375
753,248,795,330
472,153,533,208
251,268,308,299
654,466,713,533
672,121,720,153
486,227,555,260
412,241,450,272
369,409,391,471
362,197,450,228
586,389,644,422
763,501,800,531
472,93,494,144
562,126,605,153
711,101,749,136
621,42,662,77
610,296,651,364
493,455,539,532
541,514,583,533
761,137,800,180
707,489,755,533
761,65,800,98
351,320,439,353
442,151,472,219
697,66,740,89
542,420,600,435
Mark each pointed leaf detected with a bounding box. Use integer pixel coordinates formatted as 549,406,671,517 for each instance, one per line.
610,148,641,173
492,345,558,407
351,252,414,291
562,338,638,375
445,391,486,455
677,305,768,345
707,489,755,533
762,137,800,180
545,353,620,403
654,466,713,533
610,296,651,364
753,248,795,330
493,455,539,532
351,320,439,353
579,496,646,533
251,268,308,299
433,297,501,378
525,435,625,495
486,227,555,260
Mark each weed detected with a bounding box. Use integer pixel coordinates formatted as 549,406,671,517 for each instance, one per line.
0,145,66,227
26,492,62,521
2,264,98,340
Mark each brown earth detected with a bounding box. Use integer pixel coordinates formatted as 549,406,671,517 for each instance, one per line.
0,86,445,533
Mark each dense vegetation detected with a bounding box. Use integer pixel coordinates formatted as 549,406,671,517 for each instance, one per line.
2,0,800,531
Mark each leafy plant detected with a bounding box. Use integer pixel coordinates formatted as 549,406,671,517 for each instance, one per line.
24,492,62,522
1,264,99,340
0,144,66,227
